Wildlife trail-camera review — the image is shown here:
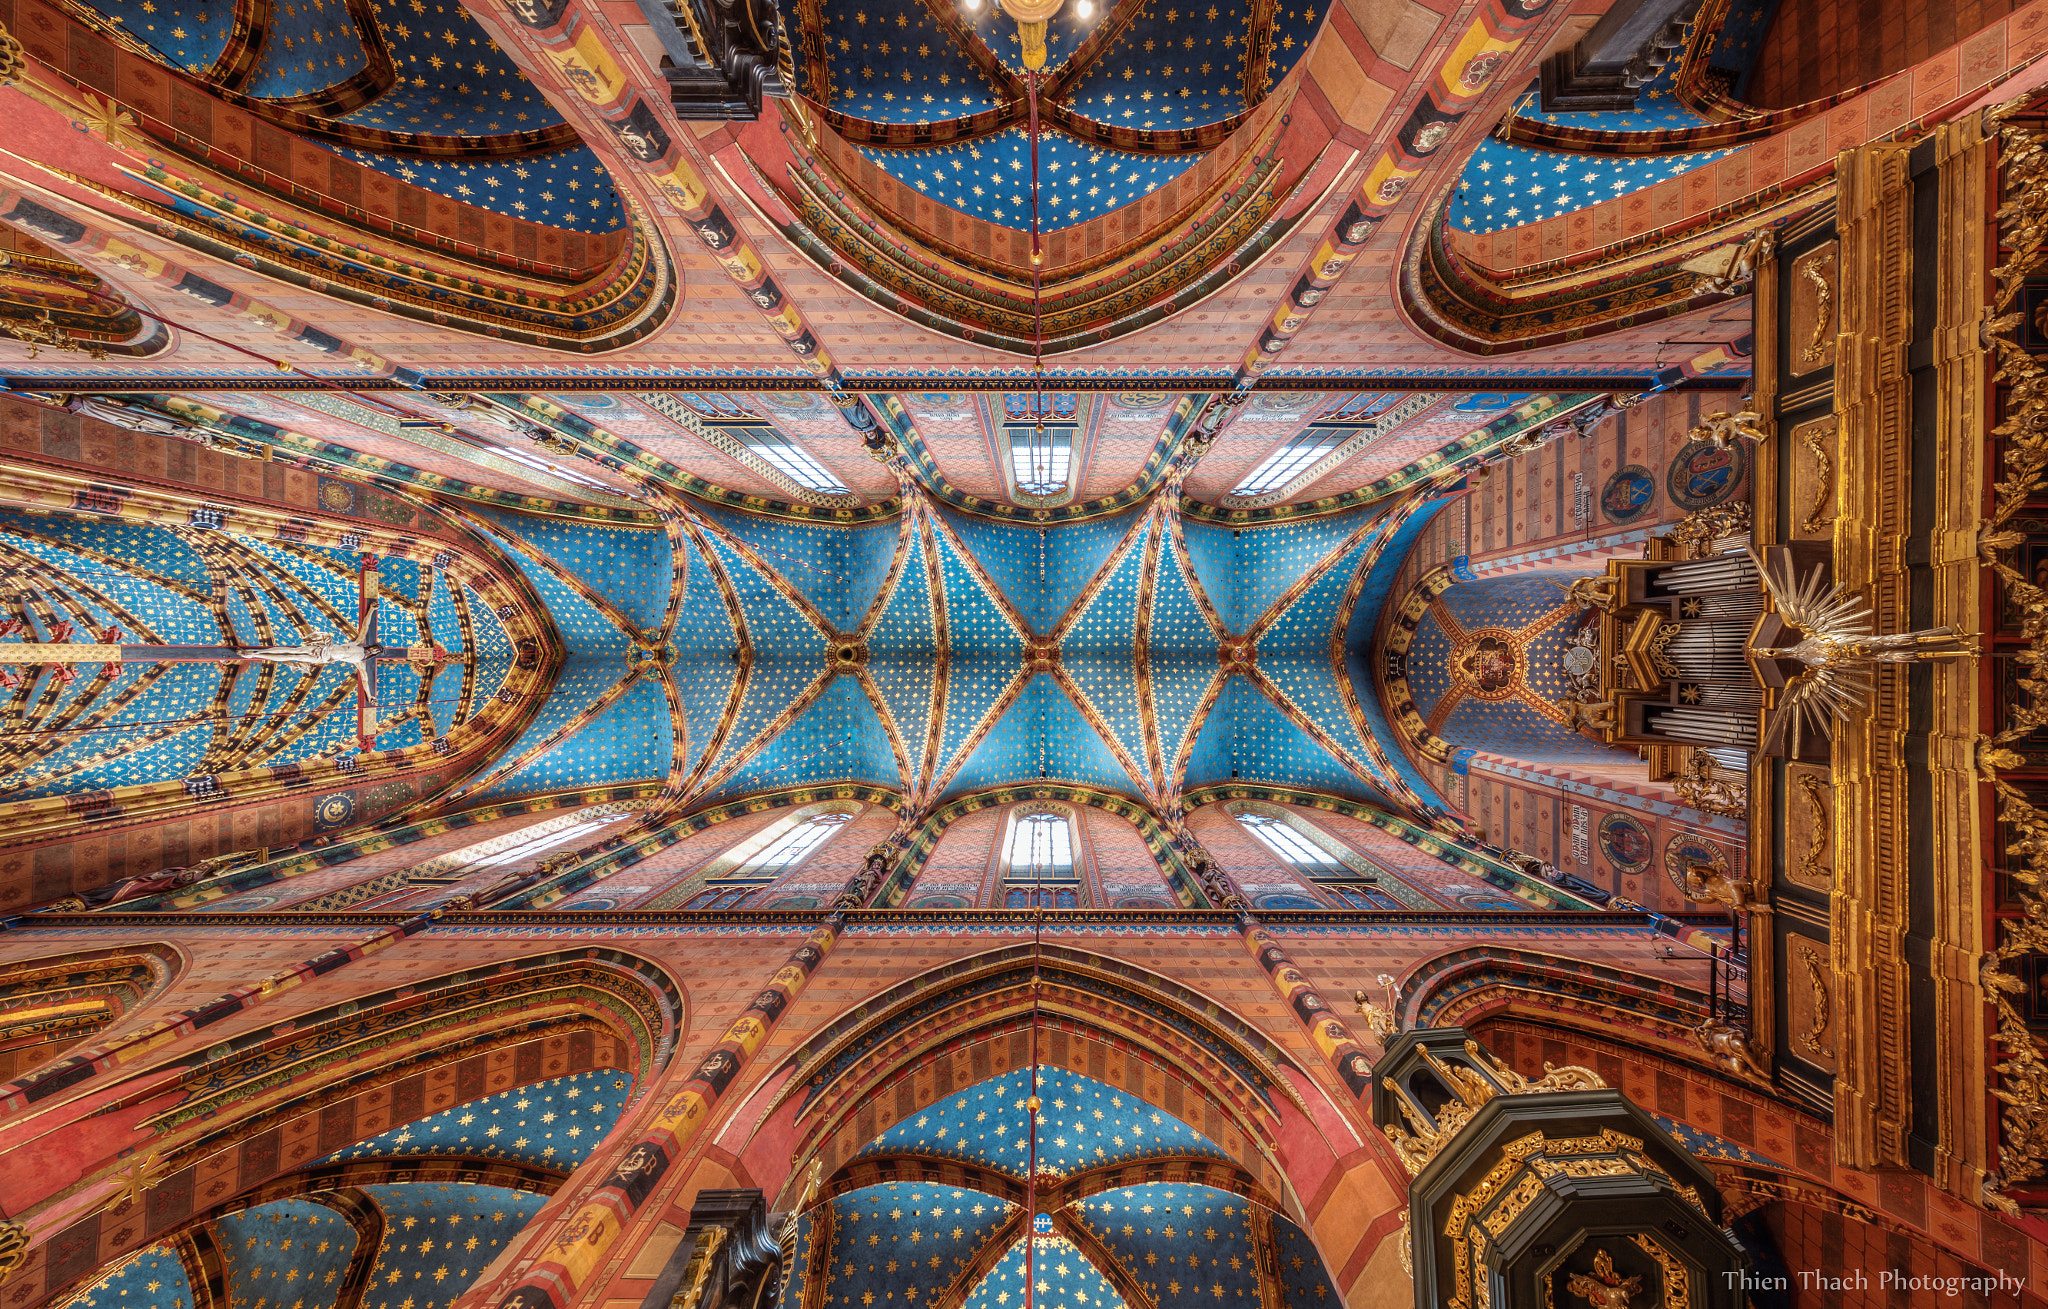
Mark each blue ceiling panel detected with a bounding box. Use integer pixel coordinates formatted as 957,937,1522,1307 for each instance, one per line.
963,1235,1126,1309
861,1068,1224,1176
1043,510,1140,628
480,523,632,655
872,532,937,656
939,509,1047,631
245,0,369,99
1151,654,1218,777
1235,513,1373,628
1061,0,1324,130
862,128,1202,233
1177,520,1238,633
1340,498,1454,812
710,672,899,798
328,145,626,234
60,1247,194,1309
471,657,631,799
704,506,871,630
817,1184,1016,1309
935,530,1026,656
1404,614,1455,720
1257,652,1369,763
321,1070,631,1170
706,534,827,656
1075,1183,1261,1307
845,520,907,629
708,657,825,778
357,1183,547,1309
676,541,742,655
476,672,670,796
72,0,230,70
1271,1214,1341,1309
1255,535,1372,656
479,510,670,633
1064,520,1147,655
1150,540,1220,654
1181,674,1246,790
1227,684,1379,802
1062,652,1145,778
216,1198,359,1307
8,664,221,803
935,535,1025,767
336,0,570,134
947,673,1132,797
807,0,996,117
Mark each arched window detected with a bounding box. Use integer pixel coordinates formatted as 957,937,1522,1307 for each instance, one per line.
1230,428,1353,497
1234,810,1401,910
684,810,855,909
1001,808,1079,908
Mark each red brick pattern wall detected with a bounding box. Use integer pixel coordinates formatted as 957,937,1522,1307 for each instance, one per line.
904,809,1002,907
1079,809,1177,908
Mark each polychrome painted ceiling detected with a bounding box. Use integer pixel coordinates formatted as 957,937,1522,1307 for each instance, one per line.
0,384,1616,846
55,1071,626,1309
787,1071,1338,1309
391,476,1446,823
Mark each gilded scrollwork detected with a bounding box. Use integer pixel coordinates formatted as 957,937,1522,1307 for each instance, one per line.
1976,113,2048,1213
1799,251,1837,364
1798,418,1838,535
1796,772,1833,887
1796,944,1834,1060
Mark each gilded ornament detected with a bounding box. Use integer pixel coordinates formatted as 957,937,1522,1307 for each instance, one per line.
1797,420,1836,535
1666,502,1751,560
1679,228,1773,296
1672,747,1746,817
1795,772,1833,886
1751,547,1977,755
1692,1018,1768,1081
1980,122,2048,1207
1626,1234,1688,1309
1795,944,1833,1059
1565,1248,1642,1309
1798,251,1836,363
0,1222,24,1287
1687,407,1768,451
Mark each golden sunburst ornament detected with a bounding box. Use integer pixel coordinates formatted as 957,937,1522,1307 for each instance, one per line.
77,92,139,150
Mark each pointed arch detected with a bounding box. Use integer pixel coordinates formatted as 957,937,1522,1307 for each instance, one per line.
0,951,681,1309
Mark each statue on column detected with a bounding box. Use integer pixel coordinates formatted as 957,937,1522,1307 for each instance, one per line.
46,848,264,911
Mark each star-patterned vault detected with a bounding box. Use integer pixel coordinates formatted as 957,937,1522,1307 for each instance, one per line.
783,1072,1339,1309
505,489,1443,823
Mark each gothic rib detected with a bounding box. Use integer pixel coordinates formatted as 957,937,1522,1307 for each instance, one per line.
1049,1210,1164,1309
447,505,647,641
646,520,753,819
908,504,951,805
440,668,650,806
1048,662,1156,803
1134,497,1168,795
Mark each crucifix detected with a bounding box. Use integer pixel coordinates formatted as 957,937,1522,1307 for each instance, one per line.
0,555,462,749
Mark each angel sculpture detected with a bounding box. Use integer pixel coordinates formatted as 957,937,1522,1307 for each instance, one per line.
1680,227,1774,296
1689,406,1768,450
1752,549,1975,754
1566,1249,1643,1309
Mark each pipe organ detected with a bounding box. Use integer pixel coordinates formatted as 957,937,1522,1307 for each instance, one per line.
1569,524,1802,759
